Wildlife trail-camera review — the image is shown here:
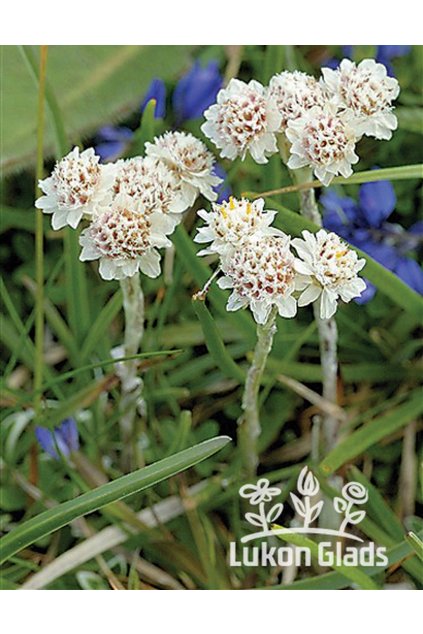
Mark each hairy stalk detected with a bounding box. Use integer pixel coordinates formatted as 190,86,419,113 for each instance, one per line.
292,164,340,455
34,46,48,420
239,308,277,477
119,274,145,470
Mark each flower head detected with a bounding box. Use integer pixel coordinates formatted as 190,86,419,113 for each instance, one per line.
194,196,283,256
35,418,79,460
201,78,281,164
321,179,423,301
218,234,299,324
292,229,366,319
239,478,281,505
322,58,400,140
286,103,359,186
79,193,175,280
173,60,222,123
36,147,116,230
140,78,167,119
113,156,188,216
268,70,326,131
145,131,221,205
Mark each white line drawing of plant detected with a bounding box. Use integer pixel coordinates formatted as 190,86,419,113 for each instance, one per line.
290,466,324,528
240,478,283,533
334,482,369,534
239,475,367,543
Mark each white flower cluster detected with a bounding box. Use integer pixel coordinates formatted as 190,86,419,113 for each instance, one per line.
202,60,399,185
36,133,221,280
195,197,366,322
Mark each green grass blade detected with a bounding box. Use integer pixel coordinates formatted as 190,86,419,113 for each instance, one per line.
64,229,91,346
19,45,68,156
192,296,245,383
11,351,181,407
80,289,122,362
405,532,423,562
330,164,423,186
270,202,423,319
265,530,423,590
272,525,379,589
347,466,405,542
0,436,231,565
319,391,423,474
129,98,157,155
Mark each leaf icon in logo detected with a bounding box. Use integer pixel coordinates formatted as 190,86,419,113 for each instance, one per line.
266,503,283,524
245,512,265,528
347,510,366,525
308,500,324,523
333,497,348,513
290,493,306,517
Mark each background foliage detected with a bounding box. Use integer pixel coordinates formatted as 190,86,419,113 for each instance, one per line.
0,45,422,590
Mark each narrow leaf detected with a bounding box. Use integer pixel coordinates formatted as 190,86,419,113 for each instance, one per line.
192,296,245,383
320,392,423,474
0,436,231,565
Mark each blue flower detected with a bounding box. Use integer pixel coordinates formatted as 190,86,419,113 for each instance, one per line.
173,61,222,123
321,177,423,303
35,418,79,460
95,125,134,162
212,163,231,203
322,45,411,77
140,78,167,119
376,45,411,75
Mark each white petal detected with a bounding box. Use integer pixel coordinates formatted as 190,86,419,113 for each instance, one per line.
298,284,322,307
217,276,234,290
277,295,297,318
320,289,337,319
99,258,117,281
227,291,247,312
139,249,161,278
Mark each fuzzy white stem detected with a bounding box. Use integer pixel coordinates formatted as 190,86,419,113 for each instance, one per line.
292,166,340,455
239,308,277,477
119,273,145,469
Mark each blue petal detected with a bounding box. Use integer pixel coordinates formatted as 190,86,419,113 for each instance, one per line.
35,426,58,459
95,140,127,163
320,57,340,70
409,220,423,236
352,230,399,271
342,45,354,58
359,179,396,227
354,279,377,305
58,418,79,452
377,45,411,60
394,258,423,294
321,190,359,237
173,60,222,123
96,125,133,142
212,163,231,203
140,78,167,119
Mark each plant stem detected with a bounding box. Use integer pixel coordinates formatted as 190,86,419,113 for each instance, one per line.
34,45,48,419
291,165,340,454
239,308,277,477
119,274,145,470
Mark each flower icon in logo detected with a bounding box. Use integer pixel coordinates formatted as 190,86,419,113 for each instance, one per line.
290,466,323,528
297,465,320,497
334,481,368,533
341,482,368,505
239,478,281,505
